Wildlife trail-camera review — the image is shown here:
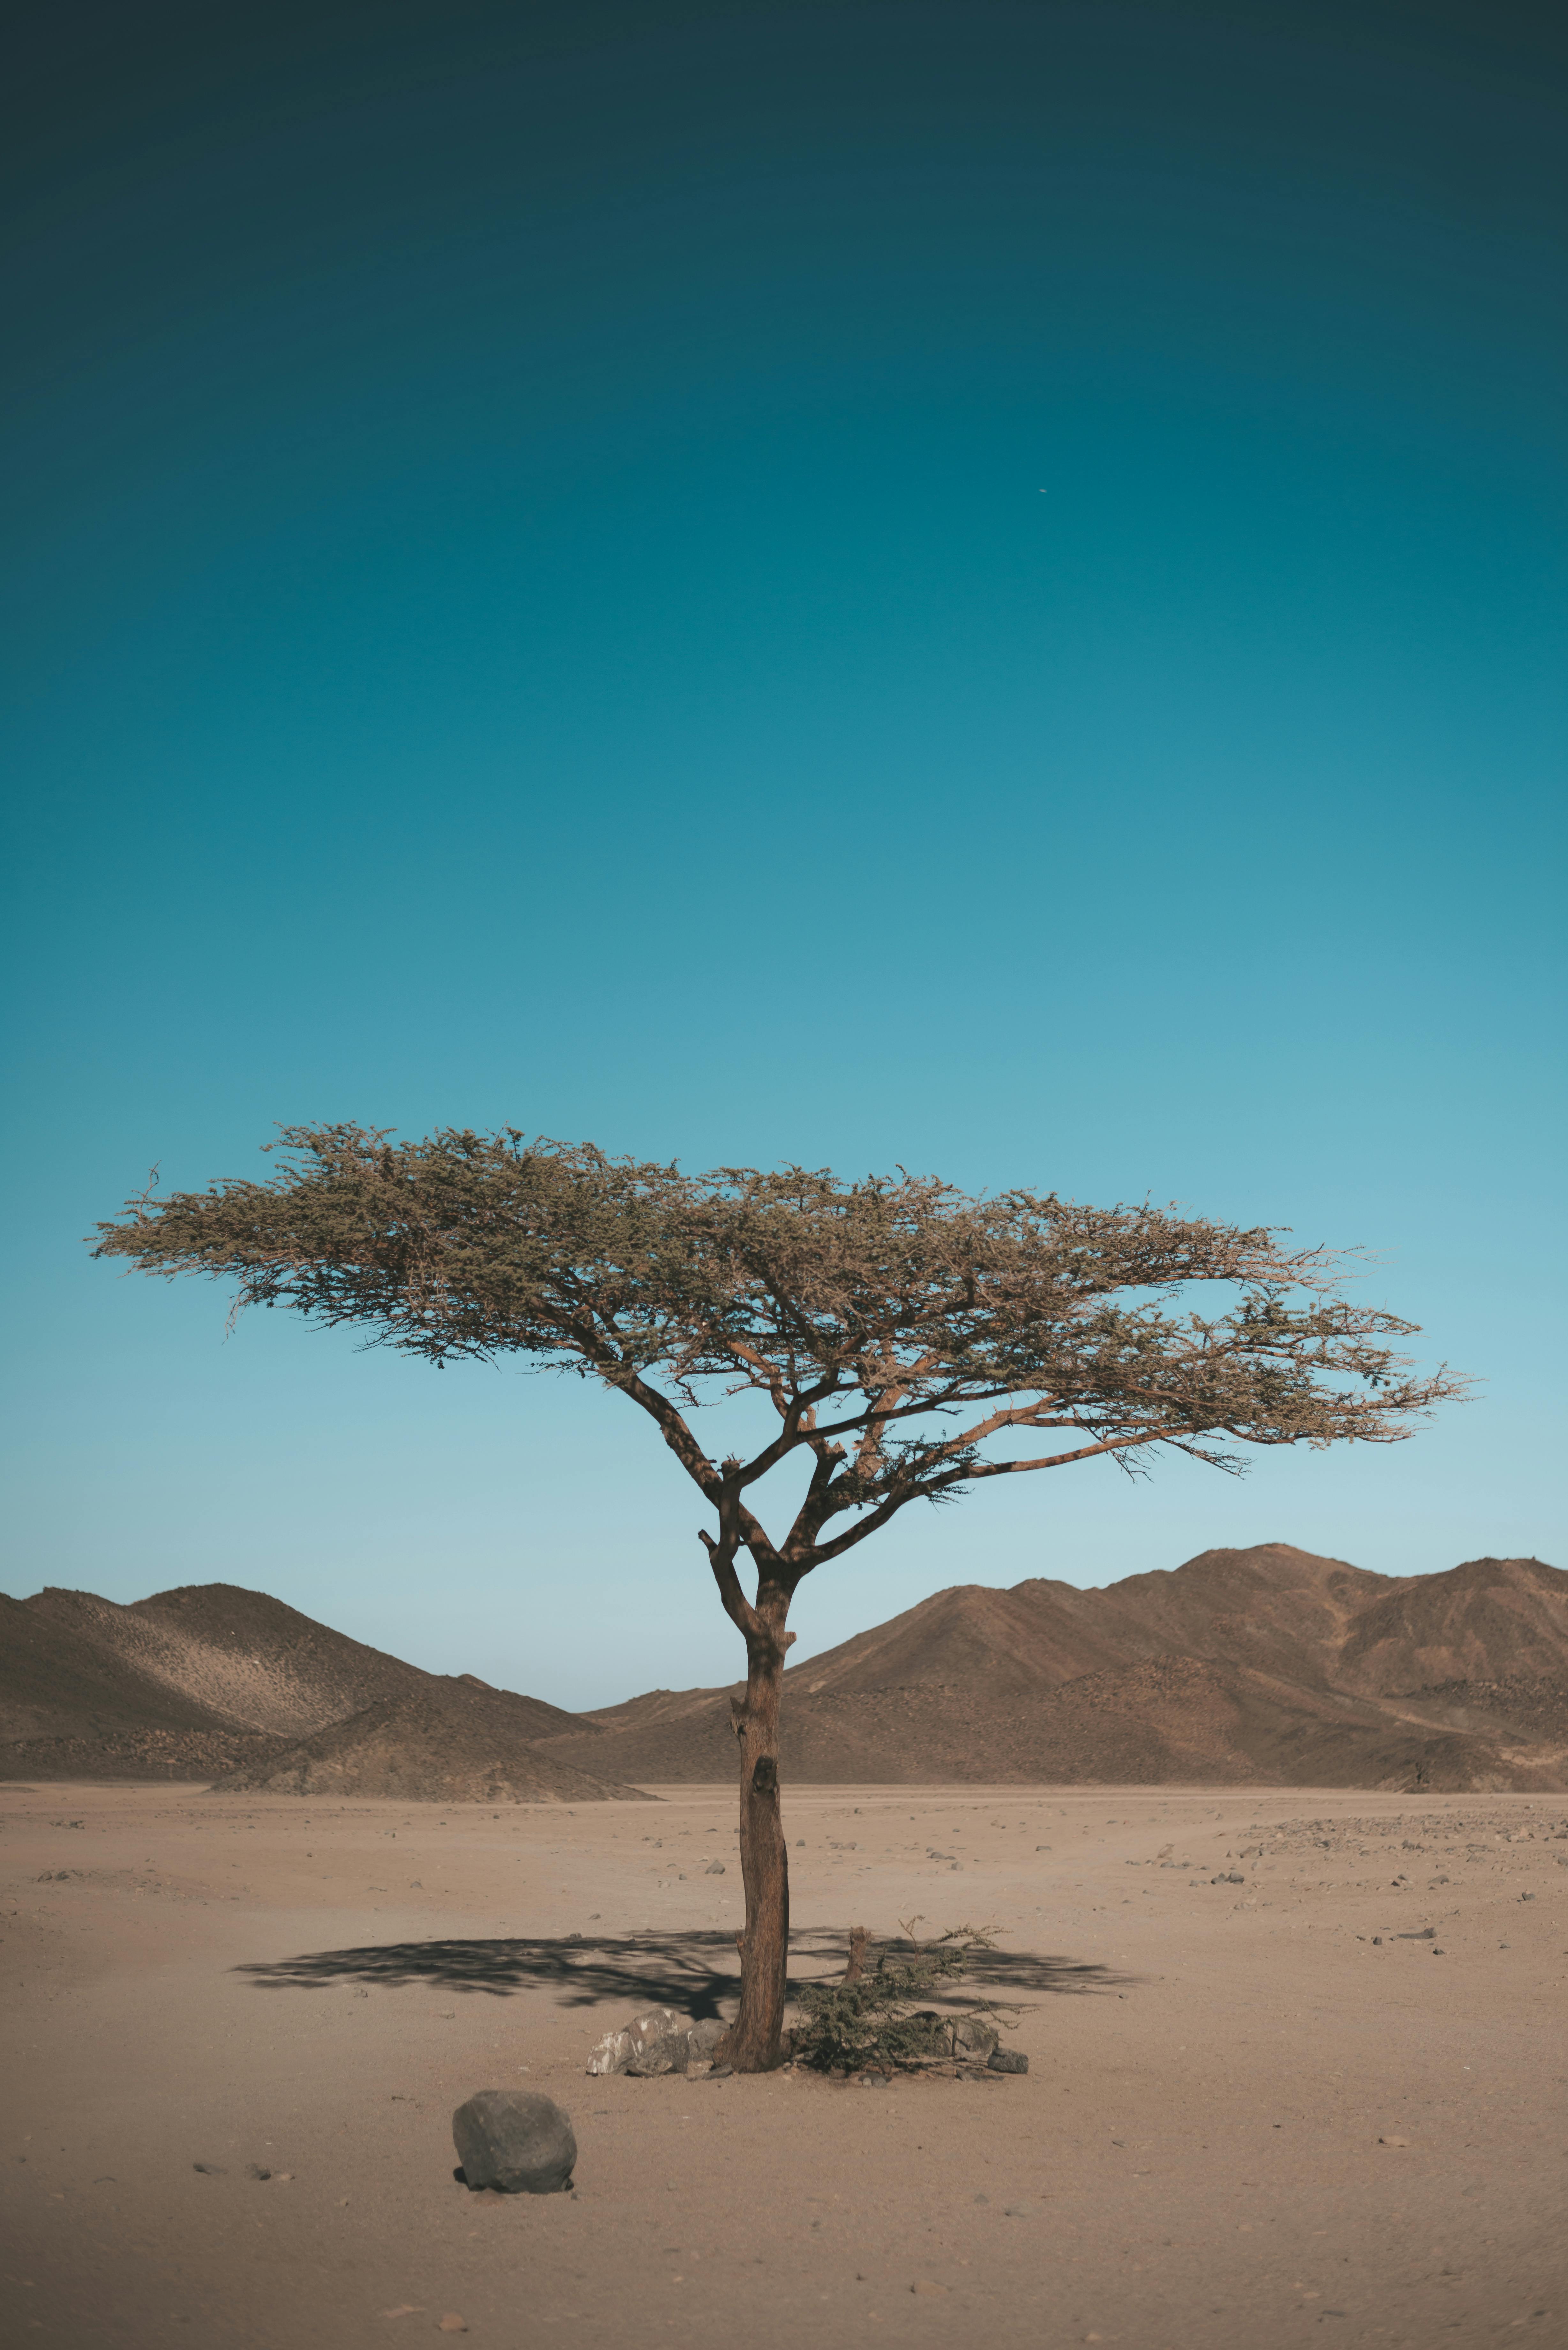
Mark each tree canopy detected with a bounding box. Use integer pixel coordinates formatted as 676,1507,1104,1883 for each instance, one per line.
93,1122,1459,1593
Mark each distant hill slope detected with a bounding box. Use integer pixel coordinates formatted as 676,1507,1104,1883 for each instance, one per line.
8,1548,1563,1792
1034,1542,1387,1688
1331,1556,1568,1694
23,1582,580,1740
0,1587,261,1765
212,1679,655,1804
536,1545,1568,1791
3,1581,588,1785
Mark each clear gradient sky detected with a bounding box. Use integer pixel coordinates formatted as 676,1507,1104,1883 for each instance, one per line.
2,1,1563,1708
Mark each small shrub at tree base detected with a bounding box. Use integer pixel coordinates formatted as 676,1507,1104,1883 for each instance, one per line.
792,1927,1004,2073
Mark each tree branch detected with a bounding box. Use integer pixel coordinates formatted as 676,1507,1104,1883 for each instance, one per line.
802,1422,1208,1567
699,1530,764,1643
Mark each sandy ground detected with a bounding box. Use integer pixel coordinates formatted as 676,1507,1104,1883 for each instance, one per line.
2,1781,1565,2350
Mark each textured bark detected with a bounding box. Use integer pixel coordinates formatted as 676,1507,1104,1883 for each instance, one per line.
725,1612,791,2072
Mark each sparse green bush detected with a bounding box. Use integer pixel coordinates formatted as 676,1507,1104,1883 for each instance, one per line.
791,1924,999,2073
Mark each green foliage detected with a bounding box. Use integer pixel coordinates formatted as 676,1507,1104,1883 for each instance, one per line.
790,1926,1000,2074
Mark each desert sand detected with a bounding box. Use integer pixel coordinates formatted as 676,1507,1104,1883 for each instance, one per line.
3,1777,1564,2349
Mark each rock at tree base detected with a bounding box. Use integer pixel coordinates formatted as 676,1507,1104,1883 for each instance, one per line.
987,2047,1028,2074
452,2091,576,2193
586,2010,727,2076
586,2007,679,2075
953,2017,1000,2059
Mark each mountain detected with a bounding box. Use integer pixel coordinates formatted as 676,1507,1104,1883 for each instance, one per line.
211,1679,653,1804
778,1542,1386,1698
20,1582,584,1740
1,1582,613,1793
533,1545,1568,1791
1028,1542,1387,1688
6,1547,1564,1793
1331,1555,1568,1694
0,1590,267,1780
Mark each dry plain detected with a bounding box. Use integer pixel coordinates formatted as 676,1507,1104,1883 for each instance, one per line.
2,1780,1564,2350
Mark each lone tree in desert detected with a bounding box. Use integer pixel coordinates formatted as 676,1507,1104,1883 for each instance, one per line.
94,1126,1461,2069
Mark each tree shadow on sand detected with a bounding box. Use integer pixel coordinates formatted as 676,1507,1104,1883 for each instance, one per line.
236,1929,1127,2016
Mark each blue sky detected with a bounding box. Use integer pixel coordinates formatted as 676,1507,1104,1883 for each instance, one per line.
3,1,1563,1707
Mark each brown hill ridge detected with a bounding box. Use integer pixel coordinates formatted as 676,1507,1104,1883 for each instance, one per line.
0,1591,270,1782
19,1582,581,1738
534,1544,1568,1792
1332,1554,1568,1695
1,1582,621,1799
211,1679,653,1804
5,1545,1564,1793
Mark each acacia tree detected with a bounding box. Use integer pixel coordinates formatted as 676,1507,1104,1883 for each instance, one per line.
93,1125,1461,2068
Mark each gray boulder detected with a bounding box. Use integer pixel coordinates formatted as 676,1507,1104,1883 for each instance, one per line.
626,2037,681,2077
953,2017,1000,2060
987,2047,1029,2075
685,2018,727,2067
628,2016,729,2075
587,2006,682,2075
452,2090,577,2194
586,2009,728,2077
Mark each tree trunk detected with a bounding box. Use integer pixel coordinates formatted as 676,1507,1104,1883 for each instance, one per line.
725,1630,790,2071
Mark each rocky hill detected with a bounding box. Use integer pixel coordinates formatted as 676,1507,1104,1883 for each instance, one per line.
1,1581,608,1794
211,1677,652,1803
5,1546,1563,1793
21,1582,581,1740
1331,1554,1568,1695
533,1545,1568,1792
0,1590,269,1781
